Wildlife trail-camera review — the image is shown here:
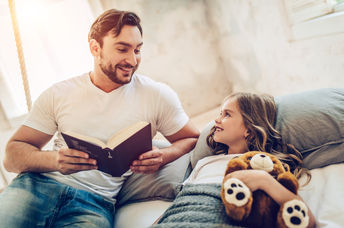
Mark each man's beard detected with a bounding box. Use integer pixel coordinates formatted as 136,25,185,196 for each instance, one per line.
99,61,137,85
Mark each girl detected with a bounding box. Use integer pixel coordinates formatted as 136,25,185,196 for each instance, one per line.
152,92,315,228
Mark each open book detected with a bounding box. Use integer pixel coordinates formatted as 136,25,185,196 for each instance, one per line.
61,121,152,177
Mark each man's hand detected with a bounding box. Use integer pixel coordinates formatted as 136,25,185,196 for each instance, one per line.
130,146,163,174
55,148,98,175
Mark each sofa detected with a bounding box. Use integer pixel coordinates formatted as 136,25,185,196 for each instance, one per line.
114,88,344,228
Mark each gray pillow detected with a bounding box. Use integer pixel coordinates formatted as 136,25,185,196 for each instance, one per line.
190,88,344,170
275,88,344,169
116,140,191,206
190,121,215,168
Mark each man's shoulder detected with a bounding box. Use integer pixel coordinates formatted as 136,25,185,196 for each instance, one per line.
40,73,89,100
132,73,157,85
132,73,171,91
131,74,179,104
50,73,89,90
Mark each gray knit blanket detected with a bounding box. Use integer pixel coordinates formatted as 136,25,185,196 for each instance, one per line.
150,184,246,228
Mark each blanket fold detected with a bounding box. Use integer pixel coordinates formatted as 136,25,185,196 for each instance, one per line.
150,183,245,228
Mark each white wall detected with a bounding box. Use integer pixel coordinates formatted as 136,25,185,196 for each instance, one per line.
100,0,344,112
210,0,344,96
101,0,232,116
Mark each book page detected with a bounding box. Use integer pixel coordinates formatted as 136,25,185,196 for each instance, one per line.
64,131,107,148
107,121,149,149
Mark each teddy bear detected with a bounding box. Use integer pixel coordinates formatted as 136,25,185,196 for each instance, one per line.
221,151,309,228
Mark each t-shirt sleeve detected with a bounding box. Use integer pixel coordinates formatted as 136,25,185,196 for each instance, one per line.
24,87,57,135
155,83,189,136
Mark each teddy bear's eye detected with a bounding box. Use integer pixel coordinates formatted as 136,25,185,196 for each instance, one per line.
247,157,252,160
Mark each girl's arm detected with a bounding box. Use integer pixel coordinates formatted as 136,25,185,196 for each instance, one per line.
228,169,316,228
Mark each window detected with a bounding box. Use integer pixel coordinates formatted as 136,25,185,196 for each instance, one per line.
0,0,97,120
284,0,344,40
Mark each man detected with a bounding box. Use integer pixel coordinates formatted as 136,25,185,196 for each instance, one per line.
0,9,199,227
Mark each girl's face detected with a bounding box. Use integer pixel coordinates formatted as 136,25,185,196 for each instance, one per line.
214,98,249,153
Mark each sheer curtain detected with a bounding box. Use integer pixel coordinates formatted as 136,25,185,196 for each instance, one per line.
0,0,102,120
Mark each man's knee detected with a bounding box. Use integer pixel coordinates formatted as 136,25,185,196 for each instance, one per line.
0,174,60,227
0,187,38,226
53,212,113,228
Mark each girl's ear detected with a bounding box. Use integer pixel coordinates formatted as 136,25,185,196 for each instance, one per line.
244,129,250,139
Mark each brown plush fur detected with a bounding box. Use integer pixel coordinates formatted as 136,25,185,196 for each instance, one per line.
221,151,301,228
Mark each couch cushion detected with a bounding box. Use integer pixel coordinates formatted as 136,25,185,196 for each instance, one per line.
191,88,344,170
116,140,191,206
114,200,171,228
190,121,214,169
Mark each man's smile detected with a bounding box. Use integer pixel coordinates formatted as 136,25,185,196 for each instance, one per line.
117,64,134,73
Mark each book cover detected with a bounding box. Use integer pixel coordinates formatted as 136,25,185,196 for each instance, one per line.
61,122,152,177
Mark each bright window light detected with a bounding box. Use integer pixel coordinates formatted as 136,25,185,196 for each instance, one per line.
0,0,95,119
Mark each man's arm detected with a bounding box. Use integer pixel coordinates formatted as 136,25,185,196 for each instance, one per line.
4,125,97,174
161,120,200,164
130,120,200,173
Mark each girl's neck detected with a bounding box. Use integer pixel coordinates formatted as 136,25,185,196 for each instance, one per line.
227,143,248,155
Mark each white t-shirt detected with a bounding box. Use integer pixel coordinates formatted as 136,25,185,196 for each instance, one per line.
24,73,189,202
184,154,240,185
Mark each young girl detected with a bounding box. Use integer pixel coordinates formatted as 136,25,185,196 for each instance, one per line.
152,92,315,228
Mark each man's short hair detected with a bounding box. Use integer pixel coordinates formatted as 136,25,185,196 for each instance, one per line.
88,9,142,47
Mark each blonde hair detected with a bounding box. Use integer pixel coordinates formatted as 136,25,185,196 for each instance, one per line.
207,92,310,180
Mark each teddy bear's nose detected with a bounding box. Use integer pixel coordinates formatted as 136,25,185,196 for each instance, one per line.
260,154,266,158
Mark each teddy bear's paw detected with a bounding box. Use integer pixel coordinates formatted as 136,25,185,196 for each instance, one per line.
223,178,251,207
281,199,309,228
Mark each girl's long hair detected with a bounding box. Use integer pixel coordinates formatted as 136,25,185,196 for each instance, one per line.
207,92,310,180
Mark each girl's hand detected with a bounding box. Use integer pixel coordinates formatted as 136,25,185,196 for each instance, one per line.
227,169,274,192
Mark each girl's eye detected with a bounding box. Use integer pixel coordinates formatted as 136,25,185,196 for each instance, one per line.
219,111,230,118
134,49,141,54
117,49,127,53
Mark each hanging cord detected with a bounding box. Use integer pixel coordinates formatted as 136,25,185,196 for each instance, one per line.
8,0,32,111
